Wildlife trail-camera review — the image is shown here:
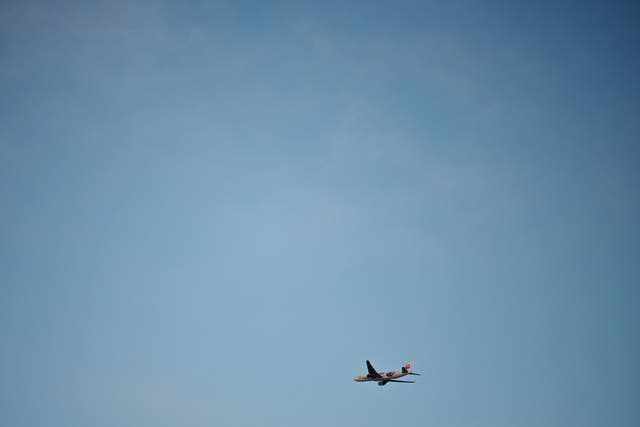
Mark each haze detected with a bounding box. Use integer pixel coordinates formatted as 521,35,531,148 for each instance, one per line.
1,1,639,426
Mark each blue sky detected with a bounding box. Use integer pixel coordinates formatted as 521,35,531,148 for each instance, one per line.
1,1,639,426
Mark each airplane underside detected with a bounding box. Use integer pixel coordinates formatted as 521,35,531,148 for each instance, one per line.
377,379,415,386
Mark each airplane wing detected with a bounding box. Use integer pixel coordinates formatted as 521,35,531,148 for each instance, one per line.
366,360,381,378
386,379,415,383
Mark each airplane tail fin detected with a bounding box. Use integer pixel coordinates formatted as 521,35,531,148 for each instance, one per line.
402,360,420,375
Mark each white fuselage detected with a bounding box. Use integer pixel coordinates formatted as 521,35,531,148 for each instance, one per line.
353,370,408,382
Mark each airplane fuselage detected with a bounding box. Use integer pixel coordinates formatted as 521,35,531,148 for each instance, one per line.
354,360,419,386
353,370,409,382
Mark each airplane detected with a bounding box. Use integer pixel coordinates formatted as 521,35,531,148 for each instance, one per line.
353,360,420,386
